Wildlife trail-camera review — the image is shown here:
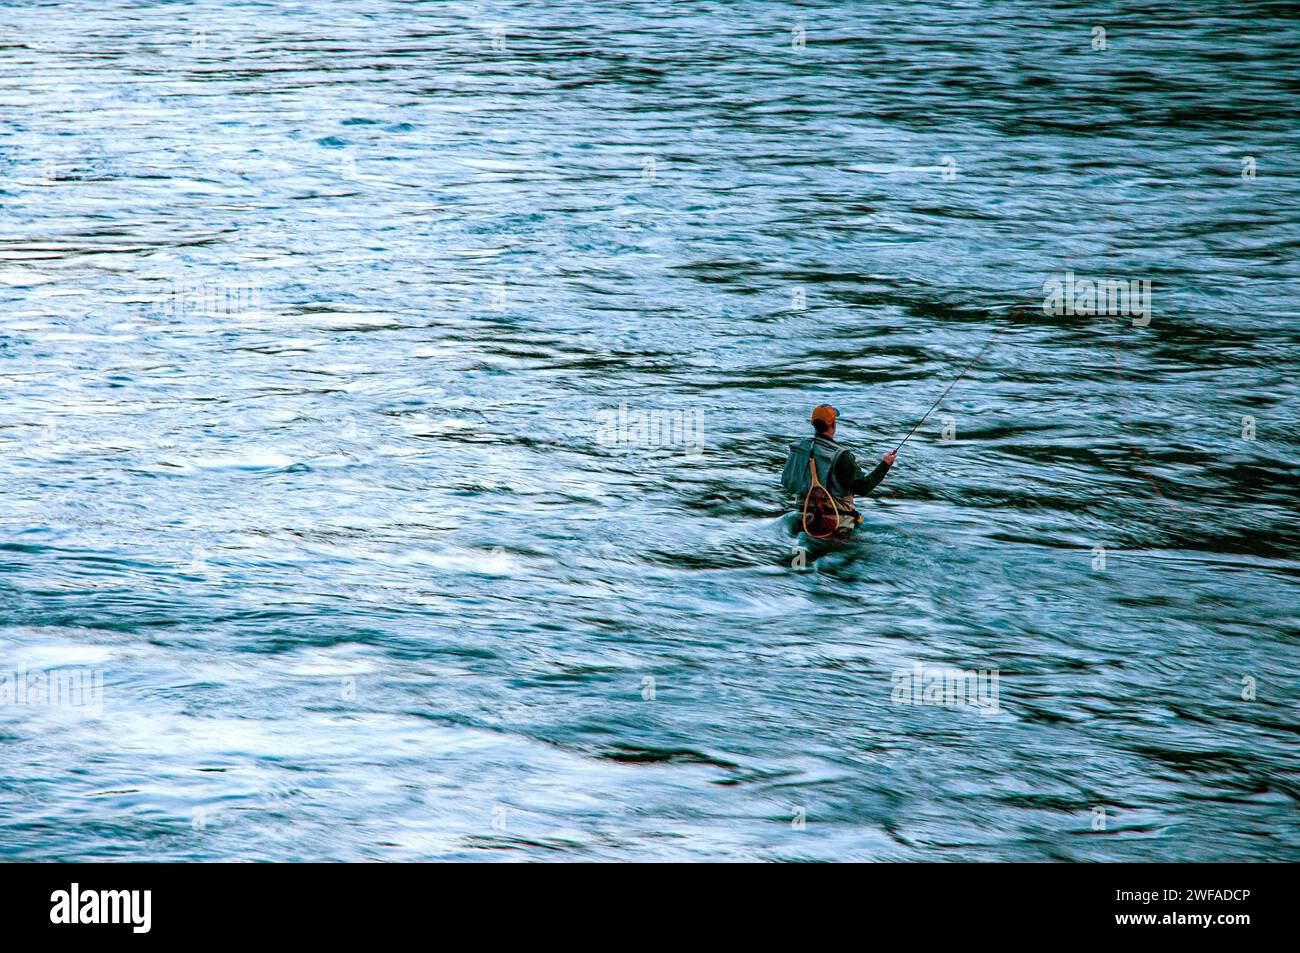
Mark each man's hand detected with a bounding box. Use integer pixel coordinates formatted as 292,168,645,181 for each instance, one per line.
883,450,897,466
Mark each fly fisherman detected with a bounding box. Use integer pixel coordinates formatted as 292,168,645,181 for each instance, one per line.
780,404,896,537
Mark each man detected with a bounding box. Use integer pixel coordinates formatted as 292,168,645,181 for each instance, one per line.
780,404,897,536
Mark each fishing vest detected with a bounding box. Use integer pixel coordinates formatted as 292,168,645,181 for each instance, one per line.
780,436,856,514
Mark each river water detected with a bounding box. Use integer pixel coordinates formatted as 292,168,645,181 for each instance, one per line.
2,1,1297,860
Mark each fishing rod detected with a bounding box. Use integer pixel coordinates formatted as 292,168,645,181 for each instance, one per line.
892,318,1016,454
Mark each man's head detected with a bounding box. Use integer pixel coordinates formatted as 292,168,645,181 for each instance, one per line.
811,404,838,439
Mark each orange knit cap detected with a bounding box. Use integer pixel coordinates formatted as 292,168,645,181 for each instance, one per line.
811,404,838,428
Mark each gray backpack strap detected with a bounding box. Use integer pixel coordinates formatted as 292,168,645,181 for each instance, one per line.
812,439,844,491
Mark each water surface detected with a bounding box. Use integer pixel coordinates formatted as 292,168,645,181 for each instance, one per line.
1,0,1297,860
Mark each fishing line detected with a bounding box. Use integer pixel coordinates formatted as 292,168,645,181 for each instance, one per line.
892,317,1016,454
